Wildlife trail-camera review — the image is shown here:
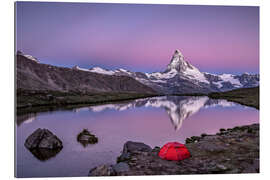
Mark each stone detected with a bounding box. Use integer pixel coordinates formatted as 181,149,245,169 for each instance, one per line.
88,165,115,176
24,128,63,150
118,141,152,162
77,129,98,147
217,164,228,171
112,162,130,173
123,141,152,153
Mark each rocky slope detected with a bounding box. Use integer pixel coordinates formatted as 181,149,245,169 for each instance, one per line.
16,52,156,94
89,124,259,176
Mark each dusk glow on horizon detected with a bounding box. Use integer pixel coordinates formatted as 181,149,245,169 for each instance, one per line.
16,2,259,74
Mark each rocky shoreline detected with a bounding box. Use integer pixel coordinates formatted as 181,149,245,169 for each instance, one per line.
89,123,259,176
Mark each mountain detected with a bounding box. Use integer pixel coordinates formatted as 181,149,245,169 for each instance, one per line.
16,52,156,94
17,50,259,94
78,49,259,94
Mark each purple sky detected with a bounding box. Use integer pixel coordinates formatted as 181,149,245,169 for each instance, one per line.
16,2,259,74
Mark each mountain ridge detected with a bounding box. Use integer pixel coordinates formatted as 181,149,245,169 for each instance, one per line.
73,49,259,94
16,52,156,94
17,50,259,94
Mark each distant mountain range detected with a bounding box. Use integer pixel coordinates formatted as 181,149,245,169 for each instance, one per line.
16,50,259,94
74,50,259,93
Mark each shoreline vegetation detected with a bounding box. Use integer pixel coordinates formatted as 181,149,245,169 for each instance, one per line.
208,86,259,109
16,89,162,115
17,86,259,115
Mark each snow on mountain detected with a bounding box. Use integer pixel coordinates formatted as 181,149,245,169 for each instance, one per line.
219,74,242,87
89,67,115,75
72,65,90,72
17,51,39,63
22,55,39,63
148,69,178,79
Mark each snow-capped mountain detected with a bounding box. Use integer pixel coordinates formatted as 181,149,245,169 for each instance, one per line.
19,50,258,94
75,50,259,94
73,49,259,94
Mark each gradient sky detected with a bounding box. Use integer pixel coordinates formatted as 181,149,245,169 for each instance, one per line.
16,2,259,74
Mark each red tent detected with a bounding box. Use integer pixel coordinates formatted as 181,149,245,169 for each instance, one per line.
158,142,191,161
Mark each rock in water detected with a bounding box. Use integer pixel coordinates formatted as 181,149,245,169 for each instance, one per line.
24,128,63,161
25,128,63,150
77,129,98,147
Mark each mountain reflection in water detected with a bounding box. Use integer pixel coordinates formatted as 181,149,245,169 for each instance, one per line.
19,96,237,131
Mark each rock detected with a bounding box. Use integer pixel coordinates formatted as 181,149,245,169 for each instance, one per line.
216,164,228,171
28,148,62,161
112,162,130,173
123,141,152,153
77,129,98,147
24,128,63,150
88,165,115,176
89,124,259,176
118,141,152,162
195,141,227,153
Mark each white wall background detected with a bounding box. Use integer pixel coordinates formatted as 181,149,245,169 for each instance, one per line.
0,0,269,180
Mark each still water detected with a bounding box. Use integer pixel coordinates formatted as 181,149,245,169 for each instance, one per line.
16,96,259,177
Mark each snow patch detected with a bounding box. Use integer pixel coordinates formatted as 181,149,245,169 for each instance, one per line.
73,66,90,72
23,54,39,63
182,67,210,84
218,74,243,87
89,67,115,75
149,69,178,79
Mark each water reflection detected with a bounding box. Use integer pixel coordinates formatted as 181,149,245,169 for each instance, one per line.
16,96,258,177
86,96,236,130
28,148,62,161
17,96,237,130
17,113,37,126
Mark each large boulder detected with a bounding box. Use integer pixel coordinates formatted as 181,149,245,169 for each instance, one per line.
117,141,152,162
123,141,152,153
77,129,98,147
24,128,63,161
25,128,63,150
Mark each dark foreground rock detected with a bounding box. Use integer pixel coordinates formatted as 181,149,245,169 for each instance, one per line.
77,129,98,147
89,124,259,176
24,128,63,161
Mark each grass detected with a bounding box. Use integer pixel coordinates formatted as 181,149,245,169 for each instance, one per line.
208,86,259,109
17,86,259,115
16,89,162,115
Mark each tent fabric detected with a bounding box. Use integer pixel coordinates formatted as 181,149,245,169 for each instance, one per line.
158,142,191,161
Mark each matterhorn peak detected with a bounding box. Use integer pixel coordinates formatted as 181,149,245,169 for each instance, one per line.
166,49,191,72
173,49,184,58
